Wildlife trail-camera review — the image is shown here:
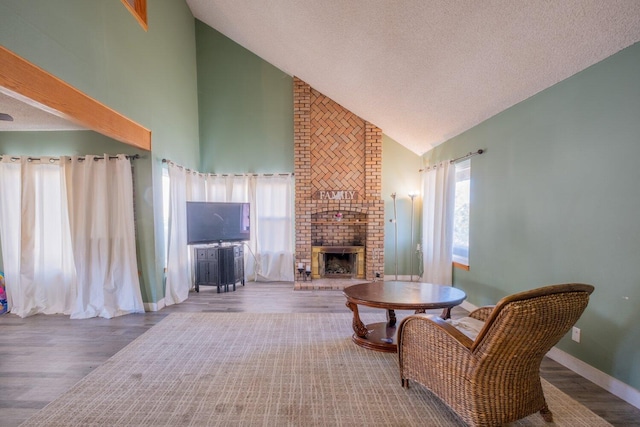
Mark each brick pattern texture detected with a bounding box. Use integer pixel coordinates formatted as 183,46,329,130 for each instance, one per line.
294,77,384,284
310,88,365,197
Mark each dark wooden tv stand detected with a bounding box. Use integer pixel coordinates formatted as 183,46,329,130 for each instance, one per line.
193,244,245,293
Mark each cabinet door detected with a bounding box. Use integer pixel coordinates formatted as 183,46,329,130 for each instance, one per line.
195,260,208,284
234,247,244,280
218,247,233,284
196,248,208,260
208,248,219,284
207,259,219,285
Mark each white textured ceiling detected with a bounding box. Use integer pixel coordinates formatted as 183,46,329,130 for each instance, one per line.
187,0,640,155
0,91,86,132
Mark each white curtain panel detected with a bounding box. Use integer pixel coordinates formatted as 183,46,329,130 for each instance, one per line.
0,157,76,317
165,164,208,306
206,174,248,202
186,171,207,288
421,161,455,285
0,155,141,319
64,155,144,319
227,175,249,202
0,157,21,313
165,162,190,306
252,174,294,281
205,174,227,201
247,177,258,281
187,170,207,202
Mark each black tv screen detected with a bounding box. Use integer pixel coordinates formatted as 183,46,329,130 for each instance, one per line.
186,202,250,244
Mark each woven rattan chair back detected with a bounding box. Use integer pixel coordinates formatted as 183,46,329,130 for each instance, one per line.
398,283,594,427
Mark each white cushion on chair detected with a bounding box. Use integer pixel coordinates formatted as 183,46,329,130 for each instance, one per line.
447,317,485,340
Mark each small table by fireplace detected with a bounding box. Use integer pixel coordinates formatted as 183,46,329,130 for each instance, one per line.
343,281,466,353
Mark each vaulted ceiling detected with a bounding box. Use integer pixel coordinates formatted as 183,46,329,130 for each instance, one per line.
2,2,640,155
187,0,640,155
0,92,86,132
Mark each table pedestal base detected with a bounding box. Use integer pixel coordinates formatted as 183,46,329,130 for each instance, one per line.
351,321,398,353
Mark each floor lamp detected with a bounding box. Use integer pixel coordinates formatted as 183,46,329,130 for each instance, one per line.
390,192,398,280
409,193,416,281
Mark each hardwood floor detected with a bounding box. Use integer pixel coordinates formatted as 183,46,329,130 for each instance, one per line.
1,282,639,426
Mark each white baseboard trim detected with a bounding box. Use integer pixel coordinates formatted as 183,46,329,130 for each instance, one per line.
546,347,640,409
144,298,166,312
459,300,640,409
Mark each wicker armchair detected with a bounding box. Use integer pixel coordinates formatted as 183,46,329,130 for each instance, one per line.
397,283,594,427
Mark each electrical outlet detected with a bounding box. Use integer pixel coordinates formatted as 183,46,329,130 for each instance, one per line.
572,326,581,343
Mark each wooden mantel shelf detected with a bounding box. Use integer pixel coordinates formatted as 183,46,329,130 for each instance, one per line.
311,220,368,225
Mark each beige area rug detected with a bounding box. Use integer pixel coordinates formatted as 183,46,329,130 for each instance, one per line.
21,313,611,426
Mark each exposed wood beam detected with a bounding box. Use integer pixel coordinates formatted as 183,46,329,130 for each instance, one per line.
0,45,151,151
120,0,148,31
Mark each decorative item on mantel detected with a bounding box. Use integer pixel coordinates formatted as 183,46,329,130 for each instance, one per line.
314,190,359,200
335,201,343,221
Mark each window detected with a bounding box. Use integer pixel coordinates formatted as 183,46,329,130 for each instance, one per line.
121,0,147,30
453,159,470,268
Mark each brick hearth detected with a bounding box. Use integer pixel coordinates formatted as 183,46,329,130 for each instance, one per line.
293,77,384,290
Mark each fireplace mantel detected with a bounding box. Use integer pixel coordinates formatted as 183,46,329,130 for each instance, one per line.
313,246,364,253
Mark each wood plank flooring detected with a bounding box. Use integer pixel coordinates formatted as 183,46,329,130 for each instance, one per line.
1,282,639,426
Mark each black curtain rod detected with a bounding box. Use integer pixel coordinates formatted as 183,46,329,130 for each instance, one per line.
210,173,295,177
162,158,293,176
0,154,140,162
419,149,485,172
450,149,484,164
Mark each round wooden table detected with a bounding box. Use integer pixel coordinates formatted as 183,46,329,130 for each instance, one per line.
343,281,467,352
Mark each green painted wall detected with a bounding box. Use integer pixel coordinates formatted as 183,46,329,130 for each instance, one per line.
382,135,423,278
0,0,200,304
194,23,424,276
423,42,640,390
0,131,144,157
195,21,294,173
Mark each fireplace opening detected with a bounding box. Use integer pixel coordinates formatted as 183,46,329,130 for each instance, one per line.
323,253,355,277
311,246,365,279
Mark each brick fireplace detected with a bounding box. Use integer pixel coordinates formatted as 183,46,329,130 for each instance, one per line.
293,77,384,290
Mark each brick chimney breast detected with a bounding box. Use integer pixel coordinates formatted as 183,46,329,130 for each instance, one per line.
294,77,384,289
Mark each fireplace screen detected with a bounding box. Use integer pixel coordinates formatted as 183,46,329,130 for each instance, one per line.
311,246,365,279
322,253,355,277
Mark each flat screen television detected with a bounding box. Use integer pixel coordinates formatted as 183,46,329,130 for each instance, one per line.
186,201,250,244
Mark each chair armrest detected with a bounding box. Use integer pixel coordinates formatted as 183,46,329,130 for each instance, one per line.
398,314,477,388
398,314,474,351
428,316,476,348
468,305,495,322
